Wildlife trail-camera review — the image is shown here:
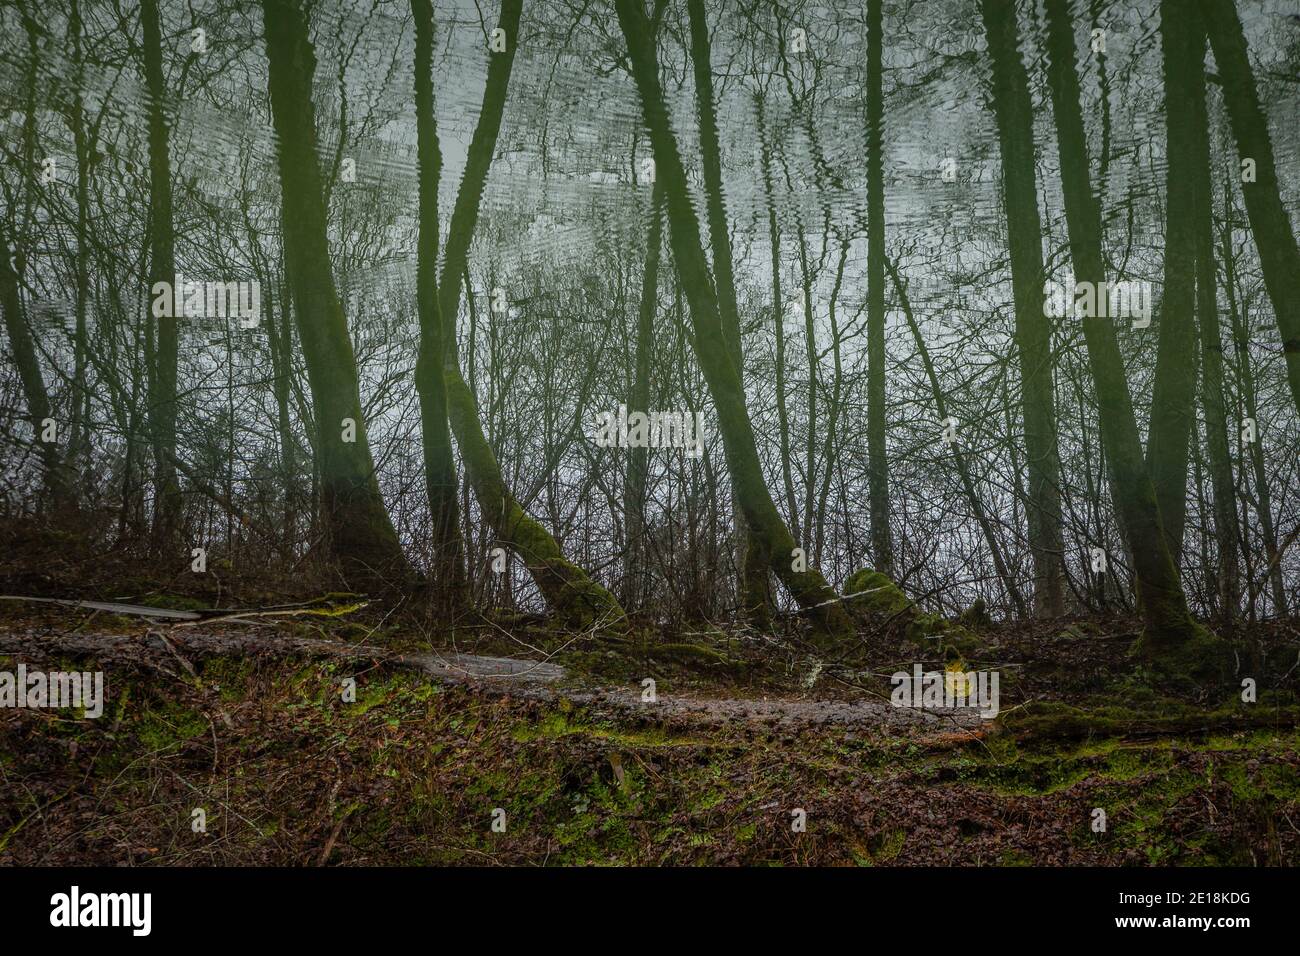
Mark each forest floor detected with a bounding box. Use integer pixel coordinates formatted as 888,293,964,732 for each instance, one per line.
1,552,1299,865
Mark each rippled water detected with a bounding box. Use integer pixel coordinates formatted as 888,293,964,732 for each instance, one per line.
2,0,1297,613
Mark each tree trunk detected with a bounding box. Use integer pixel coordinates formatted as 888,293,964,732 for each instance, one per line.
262,0,410,586
755,92,799,598
864,0,894,576
685,0,772,628
1144,0,1201,568
140,0,181,546
1220,192,1286,616
1185,8,1240,626
0,228,72,508
978,0,1066,617
67,0,91,476
814,239,850,570
433,0,624,629
1041,0,1216,667
6,6,72,514
411,0,467,606
1200,0,1300,420
615,0,854,642
625,181,664,611
263,281,297,561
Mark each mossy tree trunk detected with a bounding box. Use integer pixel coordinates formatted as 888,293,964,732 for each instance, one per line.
262,0,410,587
685,0,772,628
624,181,663,611
1200,0,1300,421
864,0,894,578
1041,0,1209,659
410,0,467,606
979,0,1066,617
0,227,73,510
433,0,624,629
1144,0,1201,568
614,0,854,643
140,0,182,547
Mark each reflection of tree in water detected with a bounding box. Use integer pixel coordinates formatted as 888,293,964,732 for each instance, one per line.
0,0,1296,670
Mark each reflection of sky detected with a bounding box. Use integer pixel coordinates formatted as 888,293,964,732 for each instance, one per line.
2,0,1294,442
4,0,1295,324
1,0,1297,605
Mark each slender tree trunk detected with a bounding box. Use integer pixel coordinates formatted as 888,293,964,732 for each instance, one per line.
1041,0,1214,665
411,0,467,605
1145,0,1202,568
434,0,624,628
1089,0,1113,211
814,239,850,569
262,0,410,586
1220,197,1286,616
1200,0,1300,419
67,0,91,475
6,5,72,513
263,282,297,561
796,231,817,555
625,181,664,611
463,264,481,600
141,0,181,546
1185,8,1240,626
755,92,799,574
864,0,894,576
685,0,772,628
0,228,71,508
978,0,1066,617
615,0,854,642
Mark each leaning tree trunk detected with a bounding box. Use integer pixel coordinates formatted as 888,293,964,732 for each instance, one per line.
410,0,467,606
0,227,72,509
140,0,182,546
1200,0,1300,421
978,0,1066,617
262,0,410,587
685,0,772,628
5,8,73,514
434,0,624,629
1041,0,1219,669
864,0,894,577
614,0,854,643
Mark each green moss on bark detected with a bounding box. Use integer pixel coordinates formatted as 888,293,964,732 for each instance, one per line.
1132,622,1234,686
446,375,625,632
